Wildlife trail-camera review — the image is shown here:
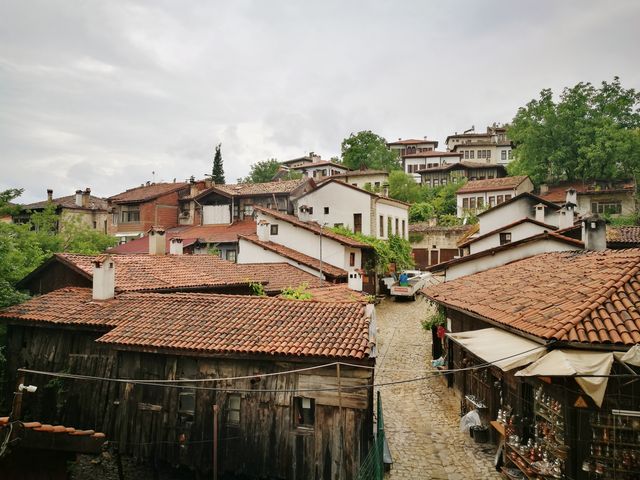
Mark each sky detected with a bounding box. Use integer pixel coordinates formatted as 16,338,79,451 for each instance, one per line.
1,0,639,203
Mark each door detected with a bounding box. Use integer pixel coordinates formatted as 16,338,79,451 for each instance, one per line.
430,250,439,266
412,248,429,270
353,213,362,234
440,248,458,263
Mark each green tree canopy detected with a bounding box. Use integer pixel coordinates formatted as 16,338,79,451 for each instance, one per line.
241,159,302,183
341,130,401,171
508,77,640,184
388,171,422,203
211,143,225,184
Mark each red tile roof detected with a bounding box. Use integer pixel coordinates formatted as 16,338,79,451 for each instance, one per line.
607,226,640,246
424,249,640,346
388,139,438,145
253,206,371,248
539,180,636,203
477,192,561,217
108,183,188,204
24,194,108,211
240,234,348,279
457,175,530,194
107,220,256,254
197,179,308,199
0,289,374,359
292,161,347,170
301,179,411,208
330,169,388,178
42,253,323,294
292,284,371,303
403,151,463,158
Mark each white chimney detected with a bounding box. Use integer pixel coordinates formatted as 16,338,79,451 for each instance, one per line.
83,188,91,208
257,220,270,242
534,203,546,223
557,205,575,230
582,215,606,251
75,189,83,207
148,226,166,255
565,188,578,206
47,189,53,201
298,205,311,223
92,255,115,300
170,237,184,255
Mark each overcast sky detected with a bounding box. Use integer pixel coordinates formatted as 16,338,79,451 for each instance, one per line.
2,0,639,202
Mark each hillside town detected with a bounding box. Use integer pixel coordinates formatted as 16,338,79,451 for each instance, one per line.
2,3,640,480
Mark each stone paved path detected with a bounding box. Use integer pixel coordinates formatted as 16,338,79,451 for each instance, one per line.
375,297,501,480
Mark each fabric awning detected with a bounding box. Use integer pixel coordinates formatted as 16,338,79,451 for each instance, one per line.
447,328,546,372
614,344,640,367
515,350,614,407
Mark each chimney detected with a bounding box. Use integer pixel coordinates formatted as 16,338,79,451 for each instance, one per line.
82,188,91,208
539,184,549,196
92,255,115,300
47,189,53,201
170,237,184,255
534,203,546,223
298,205,311,223
148,226,166,255
565,188,578,206
582,215,606,251
557,205,575,230
75,189,83,207
257,220,270,242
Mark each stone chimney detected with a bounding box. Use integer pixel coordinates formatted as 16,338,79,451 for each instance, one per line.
82,188,91,208
539,184,549,196
75,189,83,207
92,255,115,300
557,204,575,230
565,188,578,206
298,205,312,223
170,237,184,255
257,219,270,242
148,226,166,255
582,215,606,251
534,203,546,223
47,189,53,201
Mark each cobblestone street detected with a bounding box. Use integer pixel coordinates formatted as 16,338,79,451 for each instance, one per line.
375,297,501,480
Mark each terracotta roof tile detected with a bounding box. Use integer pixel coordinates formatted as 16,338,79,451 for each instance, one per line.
239,234,348,278
53,253,325,293
23,194,108,211
457,176,529,194
108,183,188,204
0,289,373,359
280,284,371,303
198,179,308,198
607,226,640,246
539,180,635,203
423,249,640,345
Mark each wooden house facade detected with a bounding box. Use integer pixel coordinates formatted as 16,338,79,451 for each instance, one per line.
0,286,376,479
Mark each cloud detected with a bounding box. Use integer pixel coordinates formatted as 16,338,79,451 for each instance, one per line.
1,0,639,202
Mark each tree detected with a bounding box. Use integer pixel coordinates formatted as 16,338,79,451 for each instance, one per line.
388,171,422,203
211,143,225,184
508,77,640,184
241,159,302,183
341,130,401,171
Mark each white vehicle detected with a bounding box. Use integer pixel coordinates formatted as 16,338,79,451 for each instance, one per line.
390,270,431,301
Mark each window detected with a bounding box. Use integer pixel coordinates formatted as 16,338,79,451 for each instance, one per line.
402,220,406,238
486,150,491,159
349,252,356,267
92,221,97,229
470,150,475,159
464,150,469,160
477,197,484,208
433,179,439,187
374,182,380,188
353,213,362,234
441,178,447,186
469,197,476,209
179,391,196,415
508,150,513,159
270,224,279,235
501,150,507,161
120,206,140,223
504,194,512,201
499,232,512,245
479,150,485,159
294,397,315,427
227,394,241,425
424,179,431,187
379,215,384,237
592,201,622,215
226,250,237,262
463,198,469,209
324,207,329,214
387,217,392,236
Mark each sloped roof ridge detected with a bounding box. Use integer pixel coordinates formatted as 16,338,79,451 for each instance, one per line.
551,254,640,342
